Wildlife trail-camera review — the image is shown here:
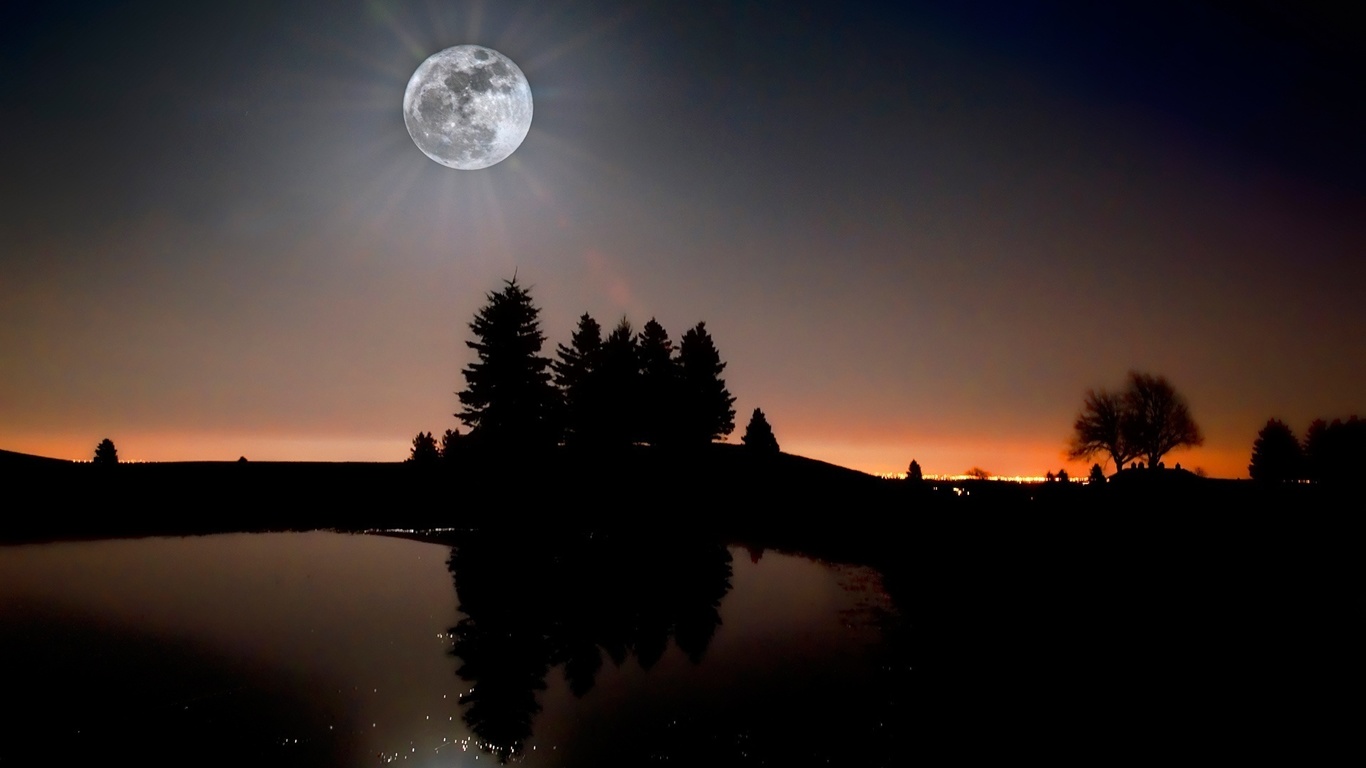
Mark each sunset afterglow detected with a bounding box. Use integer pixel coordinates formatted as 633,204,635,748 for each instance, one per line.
2,2,1361,478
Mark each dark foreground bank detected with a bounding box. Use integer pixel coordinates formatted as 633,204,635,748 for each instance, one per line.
4,445,1363,760
4,443,1360,543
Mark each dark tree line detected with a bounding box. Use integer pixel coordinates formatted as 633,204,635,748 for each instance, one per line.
407,428,463,464
1249,416,1364,484
418,278,737,456
553,314,736,449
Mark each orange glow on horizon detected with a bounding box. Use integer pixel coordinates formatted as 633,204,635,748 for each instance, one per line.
783,435,1240,481
0,430,410,465
3,429,1249,479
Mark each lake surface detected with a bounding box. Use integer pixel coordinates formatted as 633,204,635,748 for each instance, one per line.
0,531,903,766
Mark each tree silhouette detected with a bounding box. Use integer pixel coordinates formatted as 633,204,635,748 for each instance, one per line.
1303,418,1331,482
907,459,923,482
965,467,991,479
676,322,735,445
440,428,462,461
1088,463,1106,484
637,318,681,447
741,408,780,453
1068,372,1202,471
408,431,439,463
1339,417,1365,482
1249,419,1302,483
445,531,733,762
93,438,118,465
457,279,560,451
597,317,641,447
1303,416,1365,484
1067,388,1135,472
1123,371,1203,469
553,313,603,448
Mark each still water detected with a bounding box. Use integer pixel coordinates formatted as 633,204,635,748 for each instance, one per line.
0,531,900,766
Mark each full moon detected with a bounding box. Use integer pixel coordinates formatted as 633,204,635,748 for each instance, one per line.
403,45,532,170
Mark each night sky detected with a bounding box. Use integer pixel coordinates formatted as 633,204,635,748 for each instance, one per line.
3,0,1362,477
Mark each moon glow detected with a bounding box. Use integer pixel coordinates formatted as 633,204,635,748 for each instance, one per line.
403,45,532,170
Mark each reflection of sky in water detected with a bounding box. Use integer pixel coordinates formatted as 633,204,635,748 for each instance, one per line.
0,532,892,765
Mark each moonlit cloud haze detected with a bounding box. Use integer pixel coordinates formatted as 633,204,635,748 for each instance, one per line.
3,1,1362,477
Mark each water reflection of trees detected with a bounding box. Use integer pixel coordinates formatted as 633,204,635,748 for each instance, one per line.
445,530,734,762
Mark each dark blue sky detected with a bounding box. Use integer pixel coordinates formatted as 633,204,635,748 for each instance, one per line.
3,0,1362,475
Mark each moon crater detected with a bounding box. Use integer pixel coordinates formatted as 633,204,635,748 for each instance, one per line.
404,45,532,170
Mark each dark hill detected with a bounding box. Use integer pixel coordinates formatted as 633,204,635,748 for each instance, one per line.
0,448,73,468
0,443,900,543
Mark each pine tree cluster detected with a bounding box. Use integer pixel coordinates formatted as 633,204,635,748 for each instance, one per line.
449,278,736,453
1249,416,1364,484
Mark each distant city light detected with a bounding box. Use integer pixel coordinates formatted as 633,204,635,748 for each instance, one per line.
879,472,1079,483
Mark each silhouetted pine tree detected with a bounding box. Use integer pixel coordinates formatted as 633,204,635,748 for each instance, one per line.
597,317,641,447
457,279,560,452
1249,419,1302,483
554,313,604,447
93,438,118,465
409,431,440,463
1303,416,1365,484
1303,419,1328,482
1340,417,1366,482
1088,463,1106,484
637,318,681,447
741,408,779,453
677,322,735,445
907,459,923,482
439,428,462,462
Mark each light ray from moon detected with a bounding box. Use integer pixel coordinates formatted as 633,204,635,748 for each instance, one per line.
403,45,533,170
521,8,639,72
